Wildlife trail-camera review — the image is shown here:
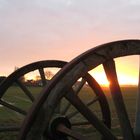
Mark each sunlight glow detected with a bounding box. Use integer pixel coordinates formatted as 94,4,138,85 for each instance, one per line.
117,74,138,85
89,56,139,86
90,71,138,86
89,71,110,86
23,56,139,86
25,74,36,81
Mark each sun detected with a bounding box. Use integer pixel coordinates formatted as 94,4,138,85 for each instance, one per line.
89,71,110,87
88,65,110,87
89,62,139,87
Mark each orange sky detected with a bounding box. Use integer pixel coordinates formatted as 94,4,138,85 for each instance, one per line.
0,1,140,85
24,56,140,86
90,56,139,85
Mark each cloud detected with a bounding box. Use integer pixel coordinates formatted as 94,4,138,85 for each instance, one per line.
0,0,140,75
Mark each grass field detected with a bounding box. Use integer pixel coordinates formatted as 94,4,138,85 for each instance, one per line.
0,85,138,139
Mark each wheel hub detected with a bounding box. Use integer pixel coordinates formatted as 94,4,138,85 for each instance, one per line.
47,116,71,139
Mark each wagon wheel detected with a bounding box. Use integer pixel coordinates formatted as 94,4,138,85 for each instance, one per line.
20,40,140,140
0,60,111,140
21,72,111,140
0,60,67,138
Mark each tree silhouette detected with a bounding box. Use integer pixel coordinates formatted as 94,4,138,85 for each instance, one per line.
45,70,54,80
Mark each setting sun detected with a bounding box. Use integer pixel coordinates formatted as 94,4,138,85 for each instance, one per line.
89,56,139,86
24,56,140,86
89,71,110,86
90,71,138,87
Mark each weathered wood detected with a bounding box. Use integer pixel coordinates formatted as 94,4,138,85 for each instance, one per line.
83,73,111,128
19,40,140,140
38,68,46,86
61,79,86,115
0,99,27,115
0,60,67,139
16,80,34,102
67,96,99,119
103,59,135,140
65,89,117,140
0,126,20,132
57,123,87,140
135,56,140,140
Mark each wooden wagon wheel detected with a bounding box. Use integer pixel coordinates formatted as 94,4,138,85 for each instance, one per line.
0,60,67,138
0,60,111,139
20,40,140,140
20,73,111,140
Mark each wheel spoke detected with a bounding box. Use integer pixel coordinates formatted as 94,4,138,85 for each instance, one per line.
16,80,34,102
0,126,20,132
0,99,27,115
103,59,135,140
61,79,86,115
74,79,86,95
39,68,61,113
83,73,111,128
86,96,99,106
57,124,87,140
38,68,47,86
0,60,67,139
67,96,99,119
71,121,91,126
65,90,117,140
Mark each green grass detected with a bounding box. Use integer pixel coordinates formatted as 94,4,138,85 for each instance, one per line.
0,85,138,139
0,86,43,140
0,86,42,121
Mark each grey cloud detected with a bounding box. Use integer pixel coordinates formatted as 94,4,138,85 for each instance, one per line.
0,0,140,56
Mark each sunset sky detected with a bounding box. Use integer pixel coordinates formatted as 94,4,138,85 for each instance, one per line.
0,0,140,85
